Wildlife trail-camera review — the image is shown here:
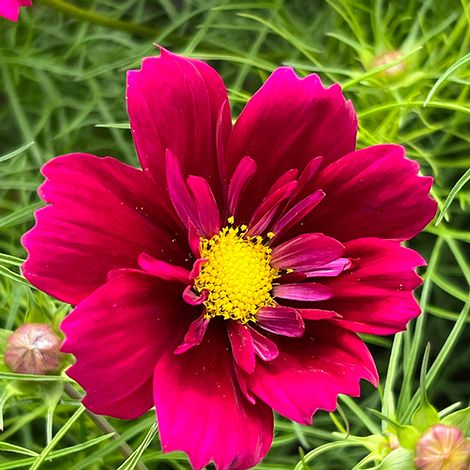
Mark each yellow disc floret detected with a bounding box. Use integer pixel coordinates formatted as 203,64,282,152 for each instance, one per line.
194,222,279,323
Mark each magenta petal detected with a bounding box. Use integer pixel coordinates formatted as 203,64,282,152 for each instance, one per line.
271,233,344,272
294,156,323,199
279,271,308,283
165,149,199,231
257,307,305,337
248,181,297,236
187,175,220,237
0,0,32,22
273,282,333,302
304,258,350,277
246,322,378,425
248,326,279,361
61,271,187,419
265,169,299,197
228,156,257,216
127,49,231,194
226,68,357,213
174,314,210,355
234,365,257,405
153,325,273,470
189,258,208,280
227,321,256,374
320,238,426,334
22,153,181,305
138,253,189,283
82,378,154,419
182,286,208,305
307,144,437,241
270,190,325,242
339,238,425,292
188,219,200,257
216,100,232,191
298,309,339,320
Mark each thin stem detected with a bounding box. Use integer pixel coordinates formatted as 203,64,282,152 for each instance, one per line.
64,383,149,470
402,300,470,422
37,0,158,39
339,396,381,435
397,237,443,417
46,410,53,445
381,332,403,425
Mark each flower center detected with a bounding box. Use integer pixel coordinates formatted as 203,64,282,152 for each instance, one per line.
194,222,279,323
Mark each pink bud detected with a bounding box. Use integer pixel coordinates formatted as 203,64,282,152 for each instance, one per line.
415,424,470,470
4,324,62,375
372,50,406,77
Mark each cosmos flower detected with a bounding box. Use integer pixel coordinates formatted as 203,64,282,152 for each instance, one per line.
0,0,32,22
22,49,437,470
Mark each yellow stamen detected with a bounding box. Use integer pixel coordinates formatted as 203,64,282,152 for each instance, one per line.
195,224,279,323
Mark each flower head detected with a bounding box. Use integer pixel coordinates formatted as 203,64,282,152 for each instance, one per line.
4,323,62,374
0,0,32,22
22,49,437,469
415,424,470,470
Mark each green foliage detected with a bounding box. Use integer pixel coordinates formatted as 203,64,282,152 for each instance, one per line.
373,448,414,470
442,406,470,436
0,0,469,468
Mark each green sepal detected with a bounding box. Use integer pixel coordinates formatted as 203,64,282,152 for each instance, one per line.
373,448,415,470
367,408,421,449
411,401,440,432
411,343,439,432
442,406,470,436
396,424,421,449
39,381,63,412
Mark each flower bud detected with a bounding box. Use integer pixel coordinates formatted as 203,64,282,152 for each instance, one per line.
4,324,62,375
415,424,470,470
372,50,406,77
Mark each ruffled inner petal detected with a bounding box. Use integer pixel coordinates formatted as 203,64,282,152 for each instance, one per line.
138,253,190,283
228,156,257,217
248,326,279,361
317,237,426,334
228,321,256,374
256,306,305,337
175,314,210,354
273,282,333,302
271,233,344,272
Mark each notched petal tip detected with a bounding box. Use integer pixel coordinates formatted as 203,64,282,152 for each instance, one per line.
310,144,437,241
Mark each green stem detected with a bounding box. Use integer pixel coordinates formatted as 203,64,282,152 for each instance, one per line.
64,384,149,470
402,300,470,422
396,237,443,417
381,332,403,424
37,0,158,39
0,387,15,431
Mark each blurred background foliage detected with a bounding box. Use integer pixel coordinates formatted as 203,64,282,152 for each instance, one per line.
0,0,469,468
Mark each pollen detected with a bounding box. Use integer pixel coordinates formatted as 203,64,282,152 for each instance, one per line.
194,223,279,323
